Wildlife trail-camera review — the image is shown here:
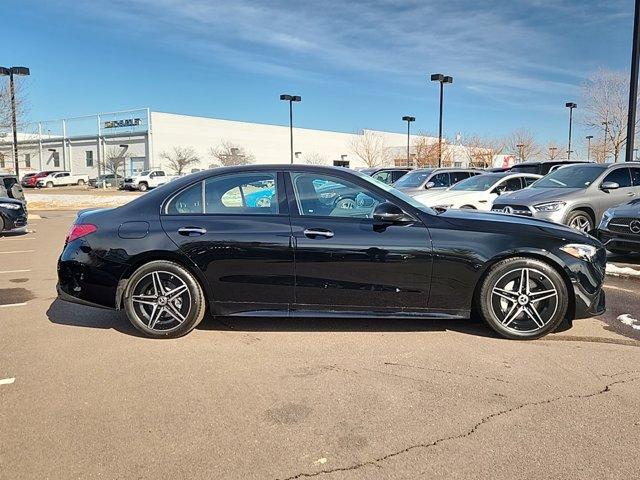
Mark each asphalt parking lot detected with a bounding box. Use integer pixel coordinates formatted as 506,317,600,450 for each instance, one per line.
1,211,639,479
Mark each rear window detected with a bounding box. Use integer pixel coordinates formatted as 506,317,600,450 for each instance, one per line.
510,164,540,174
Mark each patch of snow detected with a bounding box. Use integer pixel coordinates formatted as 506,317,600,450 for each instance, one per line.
605,264,640,278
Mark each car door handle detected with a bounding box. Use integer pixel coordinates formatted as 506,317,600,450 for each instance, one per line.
178,227,207,236
304,228,334,239
627,192,635,196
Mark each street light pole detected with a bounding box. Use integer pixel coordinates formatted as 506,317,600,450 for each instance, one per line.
565,102,577,160
549,146,558,159
430,74,453,168
516,143,525,162
0,66,30,178
586,135,594,161
280,94,301,164
626,0,640,162
401,116,415,167
602,121,609,162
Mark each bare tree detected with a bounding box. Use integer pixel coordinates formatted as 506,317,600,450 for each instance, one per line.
209,141,254,166
0,81,29,131
411,133,453,167
506,129,541,162
349,130,392,167
102,146,126,176
160,146,200,175
581,67,639,162
545,141,565,160
302,152,328,165
463,135,505,168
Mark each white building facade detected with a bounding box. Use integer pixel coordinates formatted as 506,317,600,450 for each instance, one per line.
0,108,474,176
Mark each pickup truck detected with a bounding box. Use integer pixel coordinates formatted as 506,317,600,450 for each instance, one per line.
36,171,90,188
123,170,174,191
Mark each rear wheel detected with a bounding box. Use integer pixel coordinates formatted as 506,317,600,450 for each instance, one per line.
124,260,206,338
77,179,85,186
566,210,593,232
477,257,568,340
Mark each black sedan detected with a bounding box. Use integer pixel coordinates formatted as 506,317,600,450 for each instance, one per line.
0,197,28,232
596,199,640,254
57,165,606,340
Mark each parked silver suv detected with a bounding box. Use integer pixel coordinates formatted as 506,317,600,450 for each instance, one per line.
492,162,640,232
393,168,481,196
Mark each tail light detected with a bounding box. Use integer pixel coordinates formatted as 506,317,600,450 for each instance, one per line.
65,223,97,244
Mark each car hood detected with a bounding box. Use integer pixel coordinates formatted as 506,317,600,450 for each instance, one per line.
494,187,584,205
396,187,425,196
416,190,479,205
0,196,24,206
436,207,594,243
608,198,640,216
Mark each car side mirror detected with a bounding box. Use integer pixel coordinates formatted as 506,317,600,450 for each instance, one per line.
600,181,619,191
425,181,436,189
372,202,414,224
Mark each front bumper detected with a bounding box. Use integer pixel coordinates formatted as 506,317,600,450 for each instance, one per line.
1,208,28,231
596,228,640,253
563,246,607,320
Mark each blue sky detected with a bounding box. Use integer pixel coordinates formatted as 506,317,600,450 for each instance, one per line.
3,0,635,152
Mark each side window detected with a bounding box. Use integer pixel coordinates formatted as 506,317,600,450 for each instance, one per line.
206,172,277,214
156,171,166,177
166,182,203,215
603,168,631,188
630,167,640,186
523,176,537,187
392,170,408,182
429,172,450,188
503,177,523,192
371,170,393,185
291,173,384,219
450,171,470,184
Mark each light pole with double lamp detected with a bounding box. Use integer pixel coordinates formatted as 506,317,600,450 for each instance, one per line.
401,116,415,167
0,66,30,178
516,143,525,162
586,135,594,161
280,94,301,164
565,102,577,160
430,74,453,167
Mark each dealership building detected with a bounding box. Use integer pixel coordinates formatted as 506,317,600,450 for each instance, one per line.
0,108,478,177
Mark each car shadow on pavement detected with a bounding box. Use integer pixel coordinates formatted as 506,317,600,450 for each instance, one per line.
0,229,30,238
46,298,146,337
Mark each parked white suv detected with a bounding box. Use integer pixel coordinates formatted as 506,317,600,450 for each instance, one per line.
36,171,89,188
123,170,174,191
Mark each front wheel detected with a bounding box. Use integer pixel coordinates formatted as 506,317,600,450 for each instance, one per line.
138,182,148,192
46,181,54,188
124,260,206,338
477,257,568,340
566,211,593,232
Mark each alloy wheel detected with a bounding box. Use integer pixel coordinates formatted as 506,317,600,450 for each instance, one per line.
568,215,591,232
130,270,192,332
490,267,558,334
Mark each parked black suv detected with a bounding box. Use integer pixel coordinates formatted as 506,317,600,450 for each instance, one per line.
509,160,590,176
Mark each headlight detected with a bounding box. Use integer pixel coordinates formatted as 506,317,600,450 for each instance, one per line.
600,209,613,226
0,203,21,210
560,243,597,261
533,201,566,212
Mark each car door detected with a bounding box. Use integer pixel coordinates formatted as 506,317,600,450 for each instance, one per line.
160,171,294,313
57,172,69,185
598,167,634,216
286,170,432,312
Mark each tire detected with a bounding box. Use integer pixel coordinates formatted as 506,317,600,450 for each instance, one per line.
46,181,54,188
477,257,568,340
138,182,148,192
77,179,85,186
123,260,206,338
566,210,593,233
460,205,477,210
0,215,5,232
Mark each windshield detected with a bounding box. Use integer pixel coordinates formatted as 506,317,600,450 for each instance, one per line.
355,171,436,215
393,169,433,188
450,174,501,191
140,170,151,176
531,165,607,189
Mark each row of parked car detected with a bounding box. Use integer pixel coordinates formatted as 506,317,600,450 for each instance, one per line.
359,161,640,255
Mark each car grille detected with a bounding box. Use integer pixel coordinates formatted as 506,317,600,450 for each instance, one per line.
491,205,533,216
608,217,640,234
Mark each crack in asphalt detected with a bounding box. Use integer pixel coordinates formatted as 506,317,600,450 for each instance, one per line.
277,377,640,480
383,361,510,384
